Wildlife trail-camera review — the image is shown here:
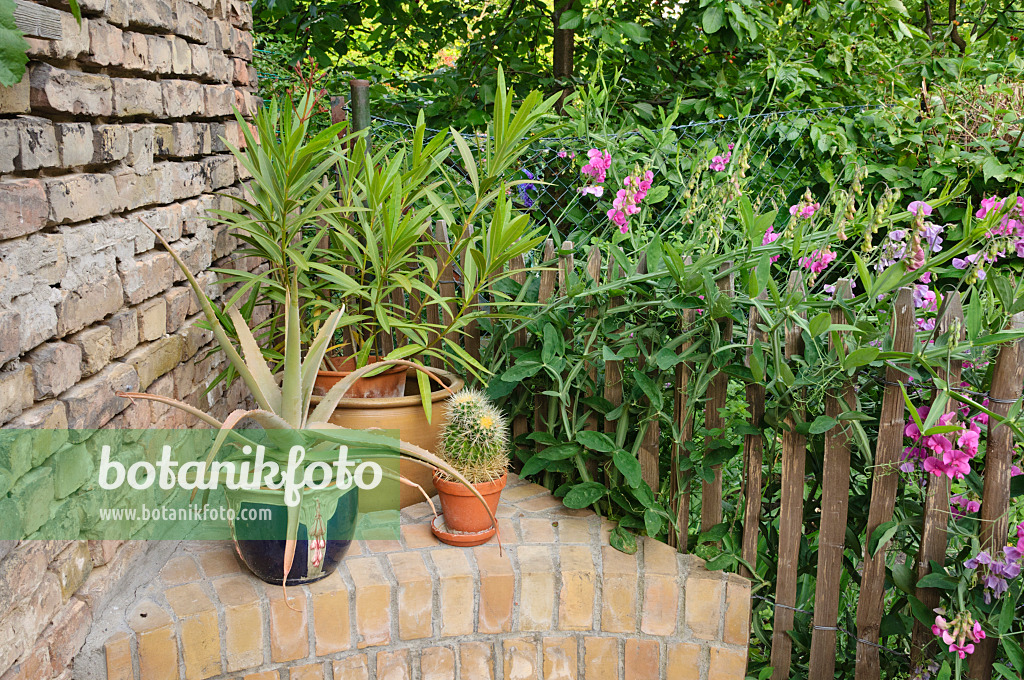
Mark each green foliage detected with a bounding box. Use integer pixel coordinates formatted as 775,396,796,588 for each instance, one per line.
0,0,28,87
438,388,510,483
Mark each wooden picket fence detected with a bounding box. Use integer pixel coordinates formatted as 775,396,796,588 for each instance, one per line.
383,226,1024,679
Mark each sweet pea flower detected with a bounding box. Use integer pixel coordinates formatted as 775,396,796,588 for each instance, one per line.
976,196,1004,219
908,201,933,217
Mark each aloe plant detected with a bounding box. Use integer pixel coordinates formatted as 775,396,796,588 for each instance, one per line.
119,220,498,593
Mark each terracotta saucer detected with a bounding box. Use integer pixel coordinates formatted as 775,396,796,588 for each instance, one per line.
430,514,497,547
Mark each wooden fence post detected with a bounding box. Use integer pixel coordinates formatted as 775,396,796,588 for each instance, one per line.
739,292,767,576
535,239,558,456
854,288,915,680
583,245,603,480
349,79,371,152
510,254,530,452
808,282,855,679
635,254,661,492
671,291,697,552
604,259,624,441
910,293,965,665
967,311,1024,679
770,272,806,680
701,262,734,536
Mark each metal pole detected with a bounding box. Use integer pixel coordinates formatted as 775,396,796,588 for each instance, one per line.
349,79,371,153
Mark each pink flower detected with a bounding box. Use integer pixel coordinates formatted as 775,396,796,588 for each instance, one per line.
557,149,568,158
976,196,1004,219
908,201,933,217
579,185,604,197
958,427,980,456
932,615,949,636
913,285,937,312
581,149,612,184
798,248,836,274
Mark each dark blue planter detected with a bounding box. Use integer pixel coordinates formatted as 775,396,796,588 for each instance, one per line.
228,486,359,585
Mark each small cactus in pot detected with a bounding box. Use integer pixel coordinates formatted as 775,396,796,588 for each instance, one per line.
432,389,511,544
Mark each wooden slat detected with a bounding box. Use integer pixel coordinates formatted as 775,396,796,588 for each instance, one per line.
968,311,1024,679
854,288,915,680
671,301,697,552
603,258,624,440
13,0,62,39
739,292,767,575
770,272,807,680
534,239,558,448
700,262,734,536
583,245,602,481
423,222,445,370
808,282,855,679
636,254,660,492
510,254,530,452
910,292,965,665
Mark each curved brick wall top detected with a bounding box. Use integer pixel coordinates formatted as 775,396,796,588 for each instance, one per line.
77,475,751,680
0,0,258,676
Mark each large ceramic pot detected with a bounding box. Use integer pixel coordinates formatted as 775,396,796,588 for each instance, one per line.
315,355,408,399
227,485,358,585
310,368,465,507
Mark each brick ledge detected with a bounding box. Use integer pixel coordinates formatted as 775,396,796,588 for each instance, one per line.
75,475,750,680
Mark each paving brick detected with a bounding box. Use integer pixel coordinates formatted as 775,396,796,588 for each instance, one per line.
289,662,325,680
265,585,308,663
517,545,555,631
601,545,639,633
666,642,702,680
543,637,578,680
430,549,474,637
308,570,351,655
558,546,595,631
160,555,201,584
376,649,411,680
345,557,391,648
708,647,746,680
503,638,539,680
103,632,131,680
386,552,432,640
420,646,455,680
460,642,495,680
624,639,659,680
583,637,618,680
166,584,221,679
210,576,263,672
474,545,514,633
332,655,369,680
723,578,751,646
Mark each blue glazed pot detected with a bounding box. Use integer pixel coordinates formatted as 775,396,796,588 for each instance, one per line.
227,486,359,585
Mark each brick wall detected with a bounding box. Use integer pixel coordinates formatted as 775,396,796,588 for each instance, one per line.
0,0,257,675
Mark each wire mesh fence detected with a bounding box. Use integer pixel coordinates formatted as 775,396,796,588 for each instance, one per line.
367,104,883,237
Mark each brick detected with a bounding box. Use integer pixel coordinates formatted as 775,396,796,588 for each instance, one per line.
601,546,638,633
25,12,89,60
29,64,112,117
723,579,751,646
0,121,15,173
171,37,192,74
46,173,118,224
48,442,94,498
399,523,438,549
104,633,131,680
0,178,48,240
113,171,158,212
243,673,279,680
6,401,68,467
198,547,242,577
460,642,494,680
203,154,235,188
13,116,58,171
119,251,175,304
55,123,94,168
624,639,659,680
514,546,554,631
376,650,411,680
309,571,351,655
685,574,724,640
332,655,369,680
125,124,155,174
520,518,556,543
60,362,139,430
266,586,308,662
543,637,577,680
290,663,325,680
161,555,201,584
346,556,391,648
111,78,164,117
69,326,114,377
122,31,149,70
0,365,34,426
558,546,594,631
104,309,139,358
46,598,92,674
708,647,746,680
164,80,205,118
190,44,211,78
107,0,128,25
474,545,514,633
666,642,701,680
420,647,455,680
0,78,29,114
93,125,129,163
642,578,679,636
25,342,82,399
164,287,192,332
504,638,539,680
87,21,124,66
430,549,474,636
205,83,234,116
176,0,207,40
56,271,124,336
129,601,177,680
147,35,173,72
49,542,92,601
386,552,432,640
129,0,173,30
583,637,617,680
136,298,168,342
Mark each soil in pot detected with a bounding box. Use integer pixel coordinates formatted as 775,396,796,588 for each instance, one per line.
311,369,465,508
315,355,408,399
432,471,507,535
227,486,358,585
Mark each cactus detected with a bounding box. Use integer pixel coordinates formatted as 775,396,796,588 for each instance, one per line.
438,389,510,484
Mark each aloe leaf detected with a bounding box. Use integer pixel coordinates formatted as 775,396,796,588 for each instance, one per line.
227,306,282,413
300,308,344,423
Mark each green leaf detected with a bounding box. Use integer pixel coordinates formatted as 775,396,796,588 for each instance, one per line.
999,592,1015,634
576,430,616,453
808,415,839,435
891,561,915,594
610,525,637,554
612,449,643,487
501,361,543,382
809,312,831,337
537,443,581,461
868,520,899,556
563,482,607,509
1002,636,1024,672
643,508,663,537
915,572,958,590
844,347,880,369
0,0,29,87
703,553,734,571
519,455,549,477
541,323,563,365
702,5,725,33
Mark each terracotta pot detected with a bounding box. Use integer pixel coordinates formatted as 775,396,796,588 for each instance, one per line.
315,355,408,399
432,472,507,535
310,368,465,508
